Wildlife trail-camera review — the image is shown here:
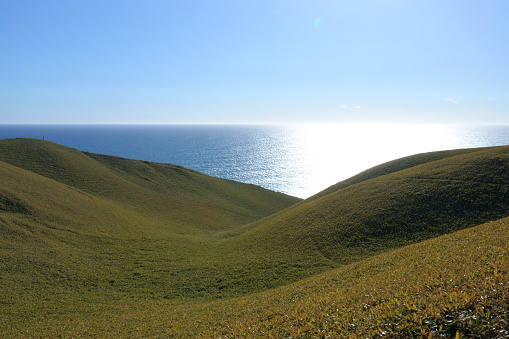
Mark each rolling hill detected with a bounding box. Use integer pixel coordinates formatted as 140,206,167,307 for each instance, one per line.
1,138,508,337
227,145,509,264
16,215,504,338
0,138,299,235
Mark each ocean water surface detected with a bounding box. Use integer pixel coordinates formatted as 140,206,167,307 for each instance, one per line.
1,124,509,198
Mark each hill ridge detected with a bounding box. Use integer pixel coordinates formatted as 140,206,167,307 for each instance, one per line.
309,146,489,200
0,138,300,234
225,144,509,265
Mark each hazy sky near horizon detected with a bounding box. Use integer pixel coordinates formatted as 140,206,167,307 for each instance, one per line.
1,0,508,124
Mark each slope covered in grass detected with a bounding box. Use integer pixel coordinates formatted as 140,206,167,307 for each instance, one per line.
203,216,509,338
0,138,300,234
0,138,304,322
232,145,509,264
309,147,486,200
4,215,507,338
2,138,509,337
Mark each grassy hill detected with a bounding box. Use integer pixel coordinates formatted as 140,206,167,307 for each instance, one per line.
231,145,509,264
0,138,299,234
8,215,505,338
0,139,302,321
1,138,509,337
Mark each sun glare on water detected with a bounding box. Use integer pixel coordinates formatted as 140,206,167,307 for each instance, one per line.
284,123,460,197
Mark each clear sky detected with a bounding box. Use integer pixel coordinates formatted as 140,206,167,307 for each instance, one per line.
1,0,508,124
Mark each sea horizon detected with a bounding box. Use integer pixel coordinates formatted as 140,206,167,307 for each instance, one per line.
1,123,509,198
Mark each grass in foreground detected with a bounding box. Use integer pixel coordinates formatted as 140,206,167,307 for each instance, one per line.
2,216,507,338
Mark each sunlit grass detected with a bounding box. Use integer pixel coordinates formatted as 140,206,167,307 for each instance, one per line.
191,217,509,338
1,138,509,337
4,217,507,338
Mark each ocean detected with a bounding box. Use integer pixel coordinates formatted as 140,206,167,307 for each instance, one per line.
1,124,509,198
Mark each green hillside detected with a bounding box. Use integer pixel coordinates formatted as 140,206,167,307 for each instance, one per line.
119,216,508,338
0,138,300,234
232,145,509,264
1,138,509,337
309,146,486,200
0,139,302,321
4,211,508,337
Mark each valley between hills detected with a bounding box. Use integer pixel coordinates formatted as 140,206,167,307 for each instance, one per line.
1,138,508,338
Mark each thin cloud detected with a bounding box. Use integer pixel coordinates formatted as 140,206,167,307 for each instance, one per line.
445,97,460,104
339,104,362,109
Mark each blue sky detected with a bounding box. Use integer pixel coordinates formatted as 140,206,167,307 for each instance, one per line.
1,0,508,124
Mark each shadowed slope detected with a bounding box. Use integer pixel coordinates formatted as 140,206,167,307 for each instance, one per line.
0,160,148,238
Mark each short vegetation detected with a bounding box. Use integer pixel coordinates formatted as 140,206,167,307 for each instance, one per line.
0,138,508,337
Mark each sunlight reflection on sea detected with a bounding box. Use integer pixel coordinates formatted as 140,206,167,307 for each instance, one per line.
275,123,509,197
278,124,456,197
1,123,509,198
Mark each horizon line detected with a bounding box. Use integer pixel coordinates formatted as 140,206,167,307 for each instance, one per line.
1,121,509,126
